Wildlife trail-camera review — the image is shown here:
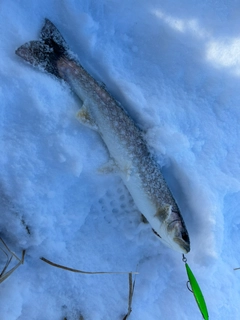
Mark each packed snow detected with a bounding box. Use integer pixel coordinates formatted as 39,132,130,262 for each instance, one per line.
1,1,240,319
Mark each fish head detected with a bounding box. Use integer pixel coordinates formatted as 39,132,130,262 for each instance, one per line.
153,205,190,254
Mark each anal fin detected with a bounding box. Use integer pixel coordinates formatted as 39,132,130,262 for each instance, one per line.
98,159,118,174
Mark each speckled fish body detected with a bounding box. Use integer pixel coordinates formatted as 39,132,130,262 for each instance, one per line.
16,19,190,253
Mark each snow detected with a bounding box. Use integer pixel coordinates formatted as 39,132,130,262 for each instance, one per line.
0,0,240,319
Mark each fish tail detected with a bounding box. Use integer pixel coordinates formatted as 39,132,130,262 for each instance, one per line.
15,19,72,78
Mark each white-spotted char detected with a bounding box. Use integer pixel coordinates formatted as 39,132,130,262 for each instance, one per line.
16,19,190,253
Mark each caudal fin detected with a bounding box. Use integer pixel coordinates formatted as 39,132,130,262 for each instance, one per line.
15,19,73,78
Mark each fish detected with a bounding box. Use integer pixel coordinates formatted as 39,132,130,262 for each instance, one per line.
15,19,190,254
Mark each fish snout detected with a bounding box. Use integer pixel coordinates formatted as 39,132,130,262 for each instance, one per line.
167,219,190,253
174,235,190,253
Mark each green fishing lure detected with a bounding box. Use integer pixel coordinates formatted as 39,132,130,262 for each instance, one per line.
183,255,209,320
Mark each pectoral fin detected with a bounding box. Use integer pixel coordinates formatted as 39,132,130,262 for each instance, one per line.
154,205,171,221
141,214,148,223
76,104,98,130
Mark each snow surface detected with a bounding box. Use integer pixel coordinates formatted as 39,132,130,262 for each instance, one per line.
0,0,240,319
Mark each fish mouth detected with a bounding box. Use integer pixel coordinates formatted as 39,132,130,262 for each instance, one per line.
174,237,190,254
